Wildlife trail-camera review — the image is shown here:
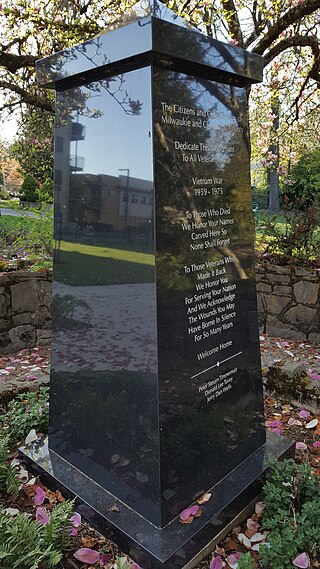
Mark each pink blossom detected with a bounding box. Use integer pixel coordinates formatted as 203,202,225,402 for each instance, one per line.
298,410,310,419
180,505,199,521
296,442,308,451
36,507,50,525
70,512,81,527
74,548,100,564
34,487,46,506
210,555,223,569
293,552,310,568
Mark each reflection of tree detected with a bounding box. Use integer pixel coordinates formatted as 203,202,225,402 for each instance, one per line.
154,69,253,291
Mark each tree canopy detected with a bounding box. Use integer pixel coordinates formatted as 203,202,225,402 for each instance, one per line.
0,0,319,118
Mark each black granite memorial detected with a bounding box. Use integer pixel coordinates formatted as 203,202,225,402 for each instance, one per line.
22,2,294,567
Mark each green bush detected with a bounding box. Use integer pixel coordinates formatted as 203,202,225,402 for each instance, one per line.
0,431,20,497
19,174,39,203
39,179,53,204
260,459,320,568
1,387,49,446
285,147,320,207
256,196,320,265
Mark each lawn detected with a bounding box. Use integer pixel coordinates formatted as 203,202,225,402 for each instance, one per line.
55,240,155,286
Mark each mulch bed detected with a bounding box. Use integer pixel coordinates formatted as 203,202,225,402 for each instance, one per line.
0,335,319,568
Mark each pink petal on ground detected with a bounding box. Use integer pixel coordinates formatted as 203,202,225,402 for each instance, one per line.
68,527,78,536
34,487,46,505
293,552,310,568
73,548,100,564
271,427,282,436
266,420,282,428
70,512,81,527
227,552,241,568
27,374,38,381
246,518,258,531
313,441,320,448
210,555,223,569
130,563,142,569
36,507,50,525
296,442,308,451
298,410,310,419
179,505,199,521
288,418,299,426
100,554,113,564
311,373,320,381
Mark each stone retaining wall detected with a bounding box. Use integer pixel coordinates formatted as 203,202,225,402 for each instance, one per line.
256,264,320,342
0,265,319,353
0,271,52,354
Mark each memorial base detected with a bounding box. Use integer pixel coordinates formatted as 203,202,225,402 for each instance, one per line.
20,432,294,569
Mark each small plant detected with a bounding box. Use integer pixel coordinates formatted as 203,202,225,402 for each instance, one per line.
1,387,49,446
13,207,53,270
257,196,320,265
0,499,75,569
0,431,20,497
237,552,254,569
18,174,39,203
260,459,320,569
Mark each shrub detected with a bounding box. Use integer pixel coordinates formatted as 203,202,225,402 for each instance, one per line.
39,179,53,204
285,147,320,207
260,459,320,569
1,387,49,446
19,174,39,203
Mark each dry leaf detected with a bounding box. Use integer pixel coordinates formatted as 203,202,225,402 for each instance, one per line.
81,536,98,548
197,492,212,505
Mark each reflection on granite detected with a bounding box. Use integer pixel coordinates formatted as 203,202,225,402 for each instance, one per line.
21,432,294,569
36,0,262,88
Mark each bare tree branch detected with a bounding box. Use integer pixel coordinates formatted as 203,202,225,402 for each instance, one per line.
264,33,320,66
0,81,54,112
254,0,320,55
220,0,244,47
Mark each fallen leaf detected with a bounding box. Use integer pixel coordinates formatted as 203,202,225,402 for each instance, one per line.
255,501,265,515
305,419,318,429
224,537,238,552
197,492,212,505
250,532,266,543
237,533,251,549
81,536,98,548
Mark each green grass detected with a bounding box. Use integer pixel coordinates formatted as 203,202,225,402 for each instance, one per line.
55,241,155,286
0,214,25,230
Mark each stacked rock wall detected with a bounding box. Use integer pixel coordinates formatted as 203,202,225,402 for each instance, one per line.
256,264,320,342
0,265,319,353
0,271,52,354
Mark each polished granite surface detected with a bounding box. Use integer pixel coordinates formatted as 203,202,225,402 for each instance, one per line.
36,0,263,88
49,62,266,527
21,432,294,569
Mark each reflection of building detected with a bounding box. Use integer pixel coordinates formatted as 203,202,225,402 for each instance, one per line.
69,173,153,232
54,118,153,236
54,119,86,228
